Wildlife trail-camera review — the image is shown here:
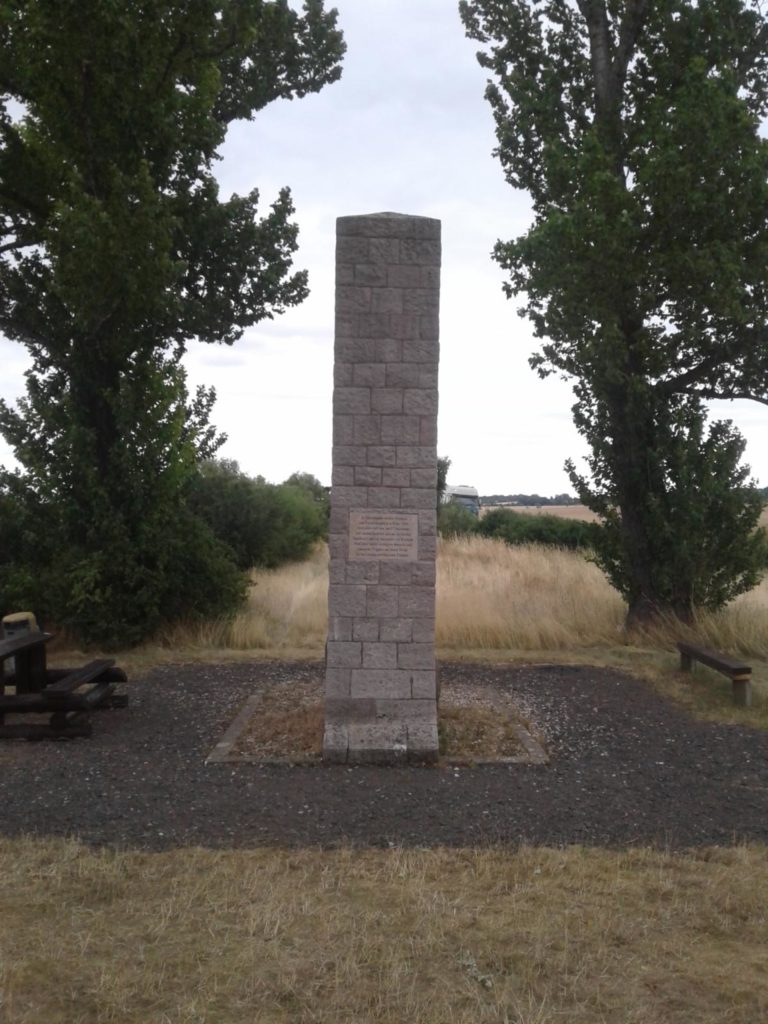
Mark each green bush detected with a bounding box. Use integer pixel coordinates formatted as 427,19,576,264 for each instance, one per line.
438,502,479,538
188,461,327,570
477,508,597,551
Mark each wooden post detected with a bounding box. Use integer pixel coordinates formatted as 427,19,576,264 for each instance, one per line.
732,676,752,708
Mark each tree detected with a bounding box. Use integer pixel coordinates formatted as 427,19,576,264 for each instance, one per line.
188,460,327,570
0,1,344,645
461,0,768,624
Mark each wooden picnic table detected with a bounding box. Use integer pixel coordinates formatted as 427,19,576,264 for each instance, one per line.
0,630,128,739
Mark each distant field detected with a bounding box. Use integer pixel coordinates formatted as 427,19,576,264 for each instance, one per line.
484,503,768,526
482,503,598,521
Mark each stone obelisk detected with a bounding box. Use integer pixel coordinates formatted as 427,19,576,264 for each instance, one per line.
323,212,441,764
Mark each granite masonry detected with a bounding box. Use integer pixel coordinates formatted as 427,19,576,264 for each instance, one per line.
323,212,441,764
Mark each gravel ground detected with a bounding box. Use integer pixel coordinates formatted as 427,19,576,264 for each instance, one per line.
1,660,767,851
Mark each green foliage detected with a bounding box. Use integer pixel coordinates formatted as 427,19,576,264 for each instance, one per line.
188,460,327,570
477,508,597,552
437,456,451,509
461,0,768,623
0,2,344,645
437,502,479,539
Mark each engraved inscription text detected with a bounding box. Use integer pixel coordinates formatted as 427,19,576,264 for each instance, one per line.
348,510,419,562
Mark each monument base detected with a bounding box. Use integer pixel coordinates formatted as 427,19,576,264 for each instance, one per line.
323,697,438,764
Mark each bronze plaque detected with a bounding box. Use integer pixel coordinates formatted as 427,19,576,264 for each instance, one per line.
348,510,419,561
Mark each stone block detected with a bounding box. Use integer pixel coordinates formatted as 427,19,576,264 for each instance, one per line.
367,585,399,617
418,509,437,534
381,415,420,444
328,533,347,560
335,387,371,415
328,585,367,617
333,415,355,445
403,289,439,314
420,417,438,446
372,338,402,362
367,487,401,509
352,618,380,641
388,264,427,288
354,465,382,486
355,263,388,286
389,314,421,340
327,641,362,668
412,562,436,586
395,445,436,468
346,723,408,764
346,561,379,584
404,389,438,417
367,445,398,467
353,363,387,388
337,263,355,285
322,723,349,763
357,313,391,338
328,616,352,641
369,237,400,263
410,671,436,699
409,466,438,487
336,285,372,312
401,487,438,509
334,361,354,386
379,618,414,642
351,669,412,698
331,464,354,486
362,642,398,669
328,505,349,533
376,697,436,719
397,643,435,670
371,388,404,414
419,314,440,340
399,586,435,618
332,486,370,507
382,467,411,487
326,697,376,723
372,289,404,314
333,445,367,467
353,415,382,445
328,560,346,584
402,338,439,363
386,363,438,389
400,238,441,265
418,535,437,560
379,563,415,586
336,235,370,260
406,721,439,764
411,618,436,642
325,668,352,696
336,336,375,363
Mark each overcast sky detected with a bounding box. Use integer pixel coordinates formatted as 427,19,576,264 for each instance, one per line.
1,0,765,495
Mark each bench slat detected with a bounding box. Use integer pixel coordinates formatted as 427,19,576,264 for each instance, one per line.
0,632,52,660
43,659,116,695
677,642,751,678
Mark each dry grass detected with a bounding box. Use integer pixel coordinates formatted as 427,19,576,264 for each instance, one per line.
1,837,767,1024
52,536,768,727
230,682,531,763
481,503,599,521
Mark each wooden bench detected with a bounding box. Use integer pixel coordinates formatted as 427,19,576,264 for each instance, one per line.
677,641,752,707
0,633,128,739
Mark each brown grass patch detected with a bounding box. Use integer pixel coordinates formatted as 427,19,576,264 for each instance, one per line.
438,704,524,760
225,681,538,763
2,838,768,1024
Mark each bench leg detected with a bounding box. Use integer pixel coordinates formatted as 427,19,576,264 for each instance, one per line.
732,678,752,708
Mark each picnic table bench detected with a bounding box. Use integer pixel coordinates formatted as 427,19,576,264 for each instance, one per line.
0,631,128,739
677,641,752,707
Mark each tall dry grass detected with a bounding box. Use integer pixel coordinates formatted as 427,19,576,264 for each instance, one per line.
2,837,767,1024
158,536,768,659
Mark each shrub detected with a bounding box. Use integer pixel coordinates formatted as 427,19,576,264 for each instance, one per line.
477,507,597,551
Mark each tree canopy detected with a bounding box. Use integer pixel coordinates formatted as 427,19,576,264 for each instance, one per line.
0,1,344,646
461,0,768,623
